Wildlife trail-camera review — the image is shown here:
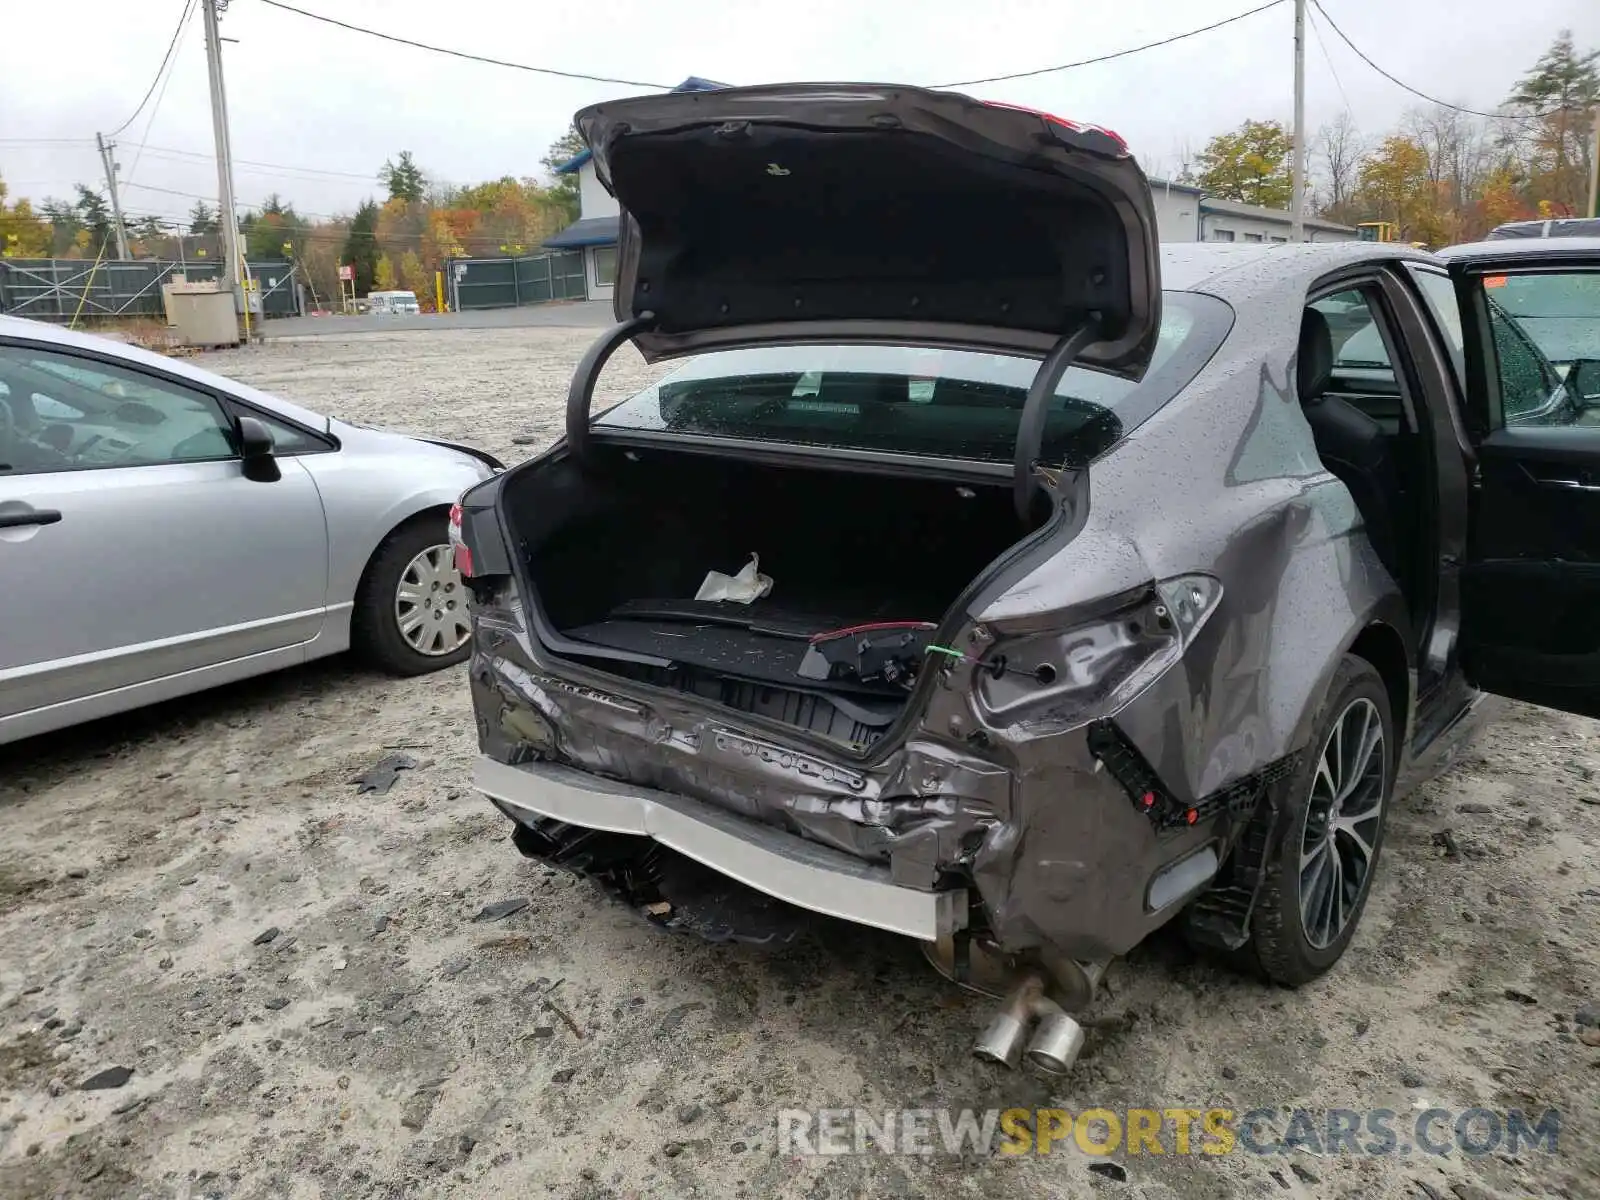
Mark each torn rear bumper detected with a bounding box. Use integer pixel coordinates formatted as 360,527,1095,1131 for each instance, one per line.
475,756,969,942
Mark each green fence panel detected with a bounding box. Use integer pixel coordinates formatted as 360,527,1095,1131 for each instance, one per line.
0,258,298,321
448,251,587,310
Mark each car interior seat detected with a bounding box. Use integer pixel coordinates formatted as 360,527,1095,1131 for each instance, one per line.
1297,307,1403,582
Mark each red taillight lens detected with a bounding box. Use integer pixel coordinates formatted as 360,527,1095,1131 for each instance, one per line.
981,100,1126,153
448,503,473,577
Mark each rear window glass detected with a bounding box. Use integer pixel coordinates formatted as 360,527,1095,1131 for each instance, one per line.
596,291,1231,466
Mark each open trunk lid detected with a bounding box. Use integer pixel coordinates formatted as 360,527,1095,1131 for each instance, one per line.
575,82,1162,374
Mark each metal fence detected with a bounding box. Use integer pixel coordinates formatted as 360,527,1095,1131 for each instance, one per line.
447,251,587,311
0,258,300,322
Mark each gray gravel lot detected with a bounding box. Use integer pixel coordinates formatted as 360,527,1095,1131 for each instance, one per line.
1,325,1596,1200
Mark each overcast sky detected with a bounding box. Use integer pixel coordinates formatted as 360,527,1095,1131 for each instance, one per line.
3,0,1596,226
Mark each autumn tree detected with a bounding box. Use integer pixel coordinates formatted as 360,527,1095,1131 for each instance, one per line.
1196,119,1294,208
0,174,50,257
374,253,397,291
295,228,346,310
0,174,51,257
380,151,427,204
1503,30,1599,216
1474,165,1534,230
398,249,430,309
1354,135,1449,244
343,199,381,295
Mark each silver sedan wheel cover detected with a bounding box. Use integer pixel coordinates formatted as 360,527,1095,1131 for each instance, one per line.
394,544,470,657
1298,697,1387,950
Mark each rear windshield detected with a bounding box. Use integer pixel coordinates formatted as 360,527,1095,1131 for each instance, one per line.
596,291,1231,466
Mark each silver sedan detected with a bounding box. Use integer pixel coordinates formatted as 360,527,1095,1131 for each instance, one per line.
0,315,499,744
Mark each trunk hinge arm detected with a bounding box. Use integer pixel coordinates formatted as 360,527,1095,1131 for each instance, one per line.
567,312,658,463
1013,322,1101,526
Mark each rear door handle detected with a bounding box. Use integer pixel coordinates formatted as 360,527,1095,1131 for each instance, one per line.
1519,462,1600,491
0,508,62,529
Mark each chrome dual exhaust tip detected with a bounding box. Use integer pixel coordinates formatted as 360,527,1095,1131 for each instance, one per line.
972,972,1089,1075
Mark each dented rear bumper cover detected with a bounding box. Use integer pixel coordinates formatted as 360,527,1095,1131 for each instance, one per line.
468,630,1248,960
476,756,968,941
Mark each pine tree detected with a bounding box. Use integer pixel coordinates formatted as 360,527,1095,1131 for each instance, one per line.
188,200,219,235
1505,30,1600,215
379,151,427,204
343,199,381,294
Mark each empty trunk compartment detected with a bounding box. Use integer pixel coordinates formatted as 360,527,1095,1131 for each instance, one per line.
498,445,1025,748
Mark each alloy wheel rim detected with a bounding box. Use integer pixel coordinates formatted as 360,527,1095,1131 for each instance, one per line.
1297,697,1387,950
394,544,470,657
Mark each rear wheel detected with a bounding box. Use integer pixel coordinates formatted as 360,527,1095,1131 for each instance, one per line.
1247,655,1394,986
352,516,471,675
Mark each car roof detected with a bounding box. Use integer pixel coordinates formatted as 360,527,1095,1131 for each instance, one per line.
0,313,328,429
1159,240,1432,296
1436,236,1600,262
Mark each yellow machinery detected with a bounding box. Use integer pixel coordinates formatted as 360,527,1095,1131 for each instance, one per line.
1357,221,1399,243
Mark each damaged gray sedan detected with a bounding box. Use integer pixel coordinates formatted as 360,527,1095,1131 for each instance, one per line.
458,84,1600,1073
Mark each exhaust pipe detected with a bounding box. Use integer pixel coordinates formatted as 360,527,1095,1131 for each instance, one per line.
973,974,1042,1069
1024,1010,1087,1075
972,957,1107,1074
972,973,1087,1074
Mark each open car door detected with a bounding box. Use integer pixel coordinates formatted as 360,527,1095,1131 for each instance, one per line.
1446,240,1600,718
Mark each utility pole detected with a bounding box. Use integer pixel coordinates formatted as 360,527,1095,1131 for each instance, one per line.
1588,118,1599,218
1290,0,1307,241
95,133,131,260
201,0,243,307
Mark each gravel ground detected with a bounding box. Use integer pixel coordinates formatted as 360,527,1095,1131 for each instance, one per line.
1,326,1597,1200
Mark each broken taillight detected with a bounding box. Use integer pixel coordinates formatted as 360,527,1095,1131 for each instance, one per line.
980,100,1126,154
448,502,473,577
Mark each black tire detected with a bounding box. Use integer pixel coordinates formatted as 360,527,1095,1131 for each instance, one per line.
1247,654,1395,986
351,515,471,676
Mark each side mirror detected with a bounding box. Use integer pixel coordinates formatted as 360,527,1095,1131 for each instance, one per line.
1570,360,1600,409
238,415,281,482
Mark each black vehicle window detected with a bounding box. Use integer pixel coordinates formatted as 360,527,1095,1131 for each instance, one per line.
594,292,1233,467
1479,270,1598,427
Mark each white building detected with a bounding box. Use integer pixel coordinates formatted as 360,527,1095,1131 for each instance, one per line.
1147,177,1358,243
544,76,727,302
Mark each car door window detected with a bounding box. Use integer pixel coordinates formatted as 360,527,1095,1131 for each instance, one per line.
1479,271,1599,427
0,346,235,475
1310,289,1408,433
1405,267,1466,388
248,412,324,455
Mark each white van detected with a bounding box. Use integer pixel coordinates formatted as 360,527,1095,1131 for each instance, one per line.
367,290,421,315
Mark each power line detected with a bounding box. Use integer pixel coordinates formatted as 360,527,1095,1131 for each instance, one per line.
257,0,670,89
1306,9,1351,114
1310,0,1554,121
107,0,196,137
123,0,198,186
935,0,1288,88
130,143,379,181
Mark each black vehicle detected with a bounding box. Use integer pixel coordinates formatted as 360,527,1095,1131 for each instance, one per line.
1485,217,1600,240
